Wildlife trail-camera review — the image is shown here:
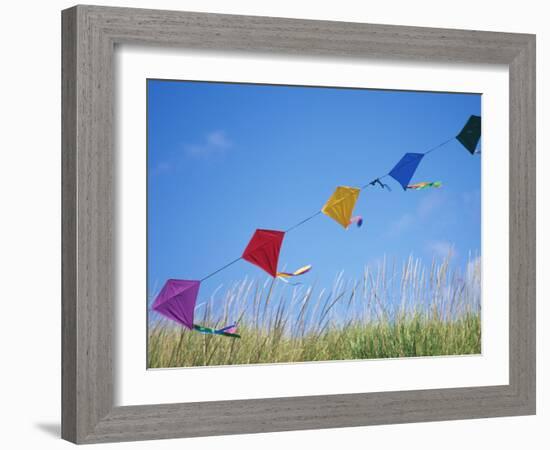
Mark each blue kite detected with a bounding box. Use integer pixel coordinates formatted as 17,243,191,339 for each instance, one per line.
388,153,424,191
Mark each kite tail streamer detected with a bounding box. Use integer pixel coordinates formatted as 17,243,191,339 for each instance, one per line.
217,324,238,334
407,181,442,190
277,264,312,280
349,216,363,227
368,178,392,191
193,323,241,338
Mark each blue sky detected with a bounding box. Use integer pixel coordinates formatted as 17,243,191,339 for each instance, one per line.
147,79,481,300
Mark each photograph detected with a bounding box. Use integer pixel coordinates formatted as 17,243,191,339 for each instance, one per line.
147,80,482,368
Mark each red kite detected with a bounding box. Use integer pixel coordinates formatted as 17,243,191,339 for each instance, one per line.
241,229,311,280
241,229,284,277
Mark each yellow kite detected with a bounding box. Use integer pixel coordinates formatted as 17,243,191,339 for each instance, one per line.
321,186,360,229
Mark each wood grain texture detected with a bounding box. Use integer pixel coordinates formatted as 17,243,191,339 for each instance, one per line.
61,5,536,444
61,7,77,443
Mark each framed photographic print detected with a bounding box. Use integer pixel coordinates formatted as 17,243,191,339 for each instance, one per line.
146,79,482,369
62,5,536,444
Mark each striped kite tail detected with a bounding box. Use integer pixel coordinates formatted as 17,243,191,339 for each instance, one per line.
193,323,241,338
407,181,442,190
277,264,312,280
277,264,311,285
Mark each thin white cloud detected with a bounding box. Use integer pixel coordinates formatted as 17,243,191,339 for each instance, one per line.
150,161,172,176
427,240,456,259
417,191,445,218
184,130,232,158
388,213,414,236
461,188,481,206
387,191,445,236
206,130,231,149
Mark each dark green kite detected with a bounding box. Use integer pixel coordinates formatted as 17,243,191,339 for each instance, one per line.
456,115,481,154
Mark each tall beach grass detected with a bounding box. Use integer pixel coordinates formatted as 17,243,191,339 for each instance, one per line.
148,253,481,368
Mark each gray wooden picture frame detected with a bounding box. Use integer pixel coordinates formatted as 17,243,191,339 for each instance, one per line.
61,5,536,444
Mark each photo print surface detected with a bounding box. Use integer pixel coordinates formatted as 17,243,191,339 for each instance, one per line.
147,79,481,368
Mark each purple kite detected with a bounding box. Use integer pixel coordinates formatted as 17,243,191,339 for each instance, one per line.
152,279,240,338
152,279,200,329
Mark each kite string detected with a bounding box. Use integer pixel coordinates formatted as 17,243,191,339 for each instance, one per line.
285,210,323,233
360,174,391,191
285,134,456,232
200,256,242,282
423,136,456,155
199,134,457,281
